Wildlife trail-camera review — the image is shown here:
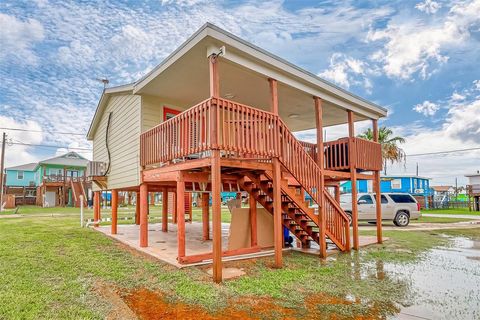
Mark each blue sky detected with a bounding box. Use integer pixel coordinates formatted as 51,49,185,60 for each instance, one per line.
1,0,479,185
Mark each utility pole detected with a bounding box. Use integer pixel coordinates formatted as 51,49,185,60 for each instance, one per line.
416,162,419,176
0,132,6,211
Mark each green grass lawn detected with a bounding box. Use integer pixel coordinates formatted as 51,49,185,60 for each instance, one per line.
421,207,479,215
1,206,479,319
412,215,475,223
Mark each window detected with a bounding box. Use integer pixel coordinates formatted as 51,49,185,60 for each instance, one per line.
389,194,416,203
17,171,24,180
358,195,373,204
381,195,389,204
391,179,402,189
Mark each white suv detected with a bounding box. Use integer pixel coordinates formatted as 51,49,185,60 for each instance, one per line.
340,193,421,227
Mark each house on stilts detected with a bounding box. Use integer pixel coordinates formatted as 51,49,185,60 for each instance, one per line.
86,23,386,283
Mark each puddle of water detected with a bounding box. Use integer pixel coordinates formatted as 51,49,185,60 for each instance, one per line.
119,236,480,320
385,237,480,320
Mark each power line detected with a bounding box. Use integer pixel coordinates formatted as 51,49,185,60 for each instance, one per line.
407,147,480,157
0,127,87,136
6,142,92,151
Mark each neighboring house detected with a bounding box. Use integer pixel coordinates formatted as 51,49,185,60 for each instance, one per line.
35,152,91,208
466,171,480,211
4,163,37,206
5,163,37,187
341,175,431,208
86,23,386,282
341,175,431,195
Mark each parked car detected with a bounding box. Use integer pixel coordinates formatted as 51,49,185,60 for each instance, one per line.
340,193,421,227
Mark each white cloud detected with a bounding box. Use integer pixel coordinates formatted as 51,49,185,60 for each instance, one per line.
0,116,44,167
450,92,466,101
473,80,480,90
319,53,373,92
413,100,439,116
367,0,480,80
0,13,44,65
415,0,441,14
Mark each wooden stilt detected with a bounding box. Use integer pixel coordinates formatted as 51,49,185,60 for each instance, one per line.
93,190,100,227
249,194,257,247
348,110,359,250
211,150,222,283
315,96,327,259
111,189,118,235
162,189,168,232
172,192,177,224
373,119,383,244
272,157,283,268
139,184,148,247
150,192,155,205
135,191,140,225
177,180,186,259
202,192,210,241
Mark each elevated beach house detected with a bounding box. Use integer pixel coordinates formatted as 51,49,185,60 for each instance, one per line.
35,152,90,207
87,23,386,282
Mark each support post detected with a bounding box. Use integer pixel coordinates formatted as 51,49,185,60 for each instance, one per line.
348,110,359,250
80,195,84,227
177,179,186,259
211,150,222,283
315,97,327,258
139,184,148,247
0,132,5,212
93,190,100,227
373,119,383,244
111,189,118,235
269,77,282,267
135,191,140,225
249,194,258,247
172,192,177,224
162,188,168,232
272,157,283,268
202,192,210,241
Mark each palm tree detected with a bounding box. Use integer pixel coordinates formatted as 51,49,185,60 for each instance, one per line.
358,126,406,175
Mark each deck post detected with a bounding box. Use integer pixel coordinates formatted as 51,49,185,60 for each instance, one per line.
139,183,148,247
209,50,222,283
373,119,383,244
177,179,186,259
172,192,177,224
269,77,282,268
162,188,168,232
334,185,341,203
211,150,222,283
315,97,327,258
150,192,155,206
93,190,100,227
249,194,258,247
348,110,359,250
202,192,210,241
111,189,118,235
135,191,140,225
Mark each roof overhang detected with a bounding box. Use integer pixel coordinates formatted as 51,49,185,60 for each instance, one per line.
88,23,387,138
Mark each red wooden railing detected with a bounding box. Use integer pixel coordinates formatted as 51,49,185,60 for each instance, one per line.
303,138,381,172
139,97,382,250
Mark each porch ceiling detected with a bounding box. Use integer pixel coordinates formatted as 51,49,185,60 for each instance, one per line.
137,34,373,131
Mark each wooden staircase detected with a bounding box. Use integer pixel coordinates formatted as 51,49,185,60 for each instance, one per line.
239,169,349,251
70,180,87,207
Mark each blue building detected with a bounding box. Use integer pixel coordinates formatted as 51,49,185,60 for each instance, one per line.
341,175,431,197
5,163,37,187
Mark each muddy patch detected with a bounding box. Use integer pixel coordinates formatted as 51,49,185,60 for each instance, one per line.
94,282,137,320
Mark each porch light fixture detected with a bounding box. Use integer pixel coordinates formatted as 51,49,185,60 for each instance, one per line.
224,93,235,99
288,113,300,119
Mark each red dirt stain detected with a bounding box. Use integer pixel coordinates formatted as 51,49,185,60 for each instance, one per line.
122,288,399,320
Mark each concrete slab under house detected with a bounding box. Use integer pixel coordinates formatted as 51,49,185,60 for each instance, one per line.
86,23,387,283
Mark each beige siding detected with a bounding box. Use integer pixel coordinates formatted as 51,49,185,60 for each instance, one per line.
93,94,141,190
141,95,185,132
